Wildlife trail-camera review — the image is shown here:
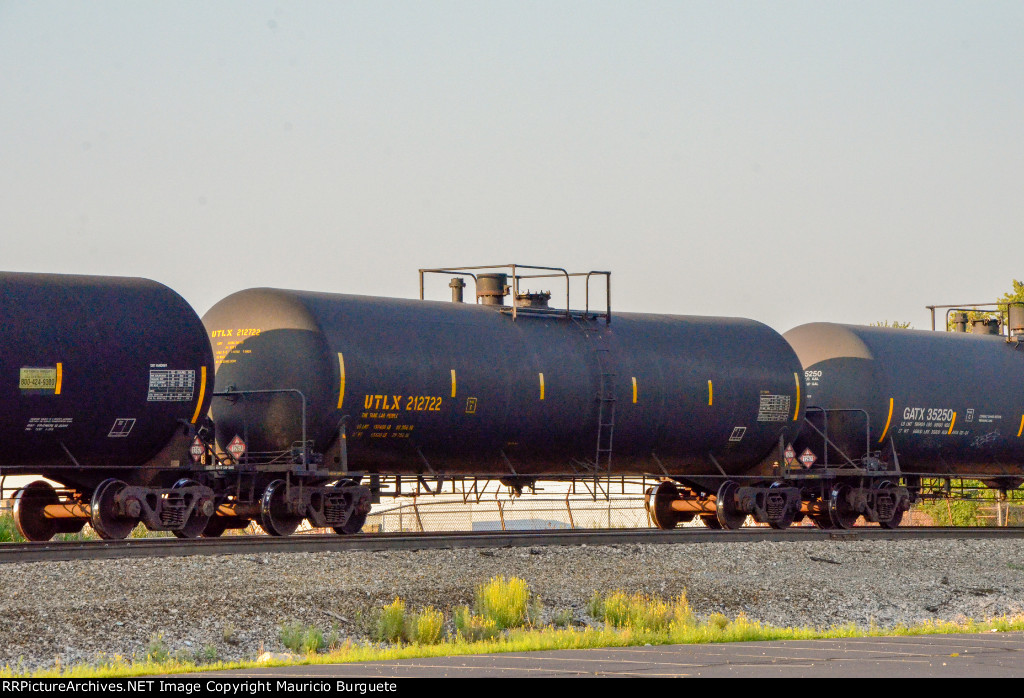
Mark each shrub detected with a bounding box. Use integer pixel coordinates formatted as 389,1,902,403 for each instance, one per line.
454,605,500,642
474,576,534,630
588,590,695,632
410,606,445,645
374,599,408,644
551,609,574,628
279,622,325,654
145,633,171,663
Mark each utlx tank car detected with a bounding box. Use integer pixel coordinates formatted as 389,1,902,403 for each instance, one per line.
200,264,808,534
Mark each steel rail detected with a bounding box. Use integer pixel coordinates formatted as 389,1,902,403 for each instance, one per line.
1,527,1023,564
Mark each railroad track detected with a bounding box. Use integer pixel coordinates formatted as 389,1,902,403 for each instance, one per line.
2,526,1023,564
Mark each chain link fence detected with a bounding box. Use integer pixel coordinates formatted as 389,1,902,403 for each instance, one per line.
363,493,654,533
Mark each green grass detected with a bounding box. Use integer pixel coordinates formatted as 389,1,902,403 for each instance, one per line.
8,613,1024,679
0,514,23,543
8,578,1024,678
0,512,175,542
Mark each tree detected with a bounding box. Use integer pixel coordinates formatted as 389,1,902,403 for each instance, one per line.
869,320,912,329
945,280,1024,331
997,280,1024,310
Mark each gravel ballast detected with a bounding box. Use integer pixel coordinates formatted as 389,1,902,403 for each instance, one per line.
2,538,1024,671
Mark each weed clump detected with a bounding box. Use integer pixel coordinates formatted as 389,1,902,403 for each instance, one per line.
474,575,537,630
278,622,325,654
453,606,499,642
374,598,408,644
587,590,694,632
372,599,447,645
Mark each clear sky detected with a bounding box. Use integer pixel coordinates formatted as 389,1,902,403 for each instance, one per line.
1,1,1021,330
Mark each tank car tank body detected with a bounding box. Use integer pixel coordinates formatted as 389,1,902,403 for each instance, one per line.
782,322,1024,528
201,272,808,534
785,323,1024,475
0,272,217,541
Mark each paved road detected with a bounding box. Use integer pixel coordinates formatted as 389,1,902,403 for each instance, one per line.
202,632,1024,678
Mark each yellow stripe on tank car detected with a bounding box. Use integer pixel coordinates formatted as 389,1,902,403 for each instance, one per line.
190,366,207,424
55,363,62,395
707,380,713,406
877,397,894,443
947,412,957,435
337,353,346,410
539,373,545,400
792,372,800,421
632,376,638,404
1018,415,1024,438
451,369,457,398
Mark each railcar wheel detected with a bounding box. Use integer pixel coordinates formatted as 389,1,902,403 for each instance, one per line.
90,479,139,540
259,480,303,537
202,516,228,537
715,480,747,530
12,481,60,542
646,482,682,530
809,513,833,529
171,479,212,539
202,516,250,537
334,510,369,535
827,484,860,529
880,508,904,529
699,514,723,529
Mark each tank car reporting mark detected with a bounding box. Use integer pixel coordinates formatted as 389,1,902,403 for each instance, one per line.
363,395,443,412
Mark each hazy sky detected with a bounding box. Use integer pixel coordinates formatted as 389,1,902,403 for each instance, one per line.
1,1,1021,330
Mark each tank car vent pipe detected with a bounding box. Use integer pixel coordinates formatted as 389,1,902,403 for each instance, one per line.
449,277,466,303
972,318,1000,335
1008,303,1024,342
952,312,968,333
476,273,508,306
